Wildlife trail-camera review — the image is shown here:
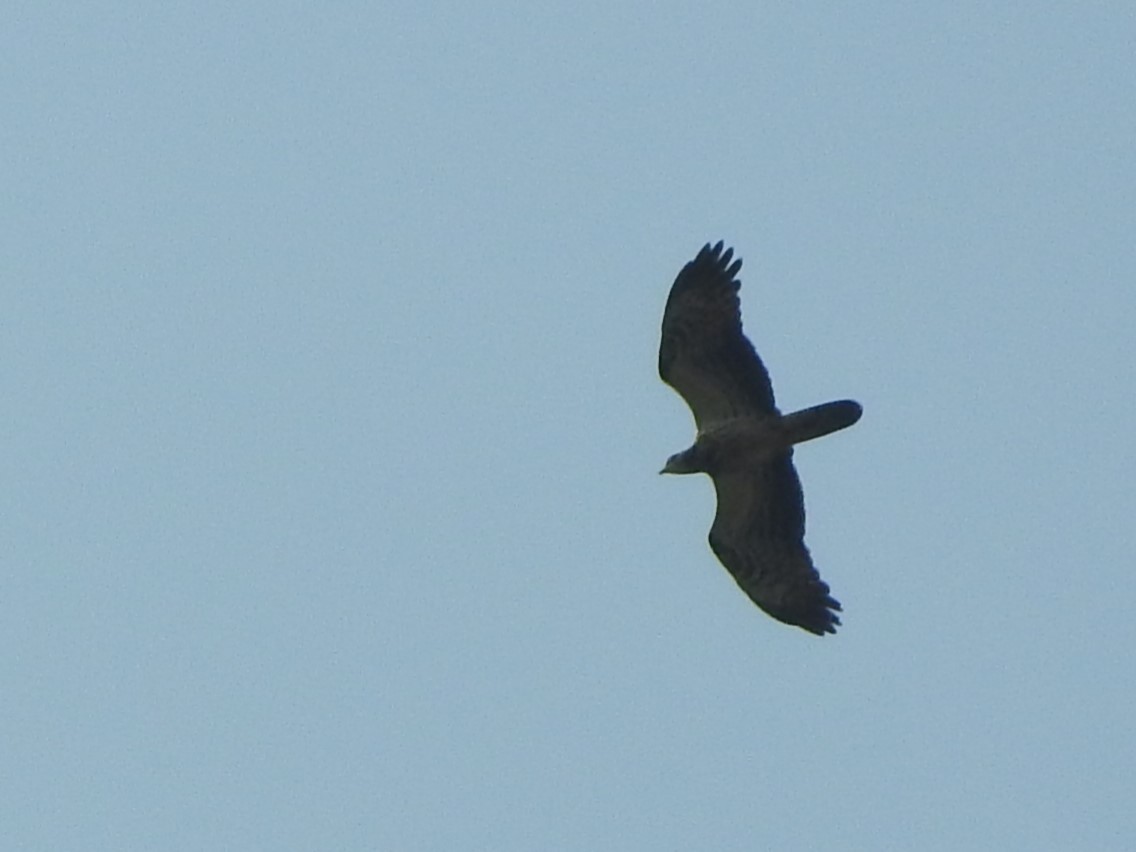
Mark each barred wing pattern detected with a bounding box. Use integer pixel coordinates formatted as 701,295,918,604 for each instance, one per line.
708,458,842,635
659,242,779,430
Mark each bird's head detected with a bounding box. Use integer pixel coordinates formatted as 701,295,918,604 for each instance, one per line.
660,446,704,475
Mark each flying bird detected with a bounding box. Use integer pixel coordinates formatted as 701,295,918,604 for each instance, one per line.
659,241,861,635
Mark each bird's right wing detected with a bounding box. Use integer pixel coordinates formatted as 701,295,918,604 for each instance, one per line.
659,242,779,430
707,455,842,635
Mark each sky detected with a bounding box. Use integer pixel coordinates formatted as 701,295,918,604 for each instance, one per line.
3,3,1135,850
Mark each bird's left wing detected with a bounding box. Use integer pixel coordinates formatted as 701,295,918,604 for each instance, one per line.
659,241,779,430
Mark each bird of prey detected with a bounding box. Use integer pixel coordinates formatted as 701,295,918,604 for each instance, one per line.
659,241,861,635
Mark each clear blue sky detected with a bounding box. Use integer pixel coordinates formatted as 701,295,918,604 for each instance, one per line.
4,3,1135,850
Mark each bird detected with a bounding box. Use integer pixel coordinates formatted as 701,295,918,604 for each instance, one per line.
659,241,861,635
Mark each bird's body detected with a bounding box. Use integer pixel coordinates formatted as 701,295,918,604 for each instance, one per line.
659,242,861,635
666,418,791,473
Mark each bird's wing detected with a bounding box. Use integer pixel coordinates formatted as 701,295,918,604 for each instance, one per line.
707,455,841,635
659,241,779,430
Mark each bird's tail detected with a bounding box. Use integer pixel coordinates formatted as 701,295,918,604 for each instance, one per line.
783,400,862,445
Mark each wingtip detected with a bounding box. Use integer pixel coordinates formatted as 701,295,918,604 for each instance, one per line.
694,240,742,279
805,612,841,636
781,589,843,636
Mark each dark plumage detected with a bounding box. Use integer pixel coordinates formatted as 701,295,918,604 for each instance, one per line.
659,241,861,635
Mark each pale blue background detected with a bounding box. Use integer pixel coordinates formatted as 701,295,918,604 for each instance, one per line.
4,3,1135,850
